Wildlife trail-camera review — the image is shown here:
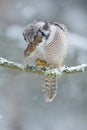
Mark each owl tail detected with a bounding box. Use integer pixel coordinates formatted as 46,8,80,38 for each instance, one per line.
41,75,57,102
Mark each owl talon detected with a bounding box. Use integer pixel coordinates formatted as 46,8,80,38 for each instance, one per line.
36,59,47,67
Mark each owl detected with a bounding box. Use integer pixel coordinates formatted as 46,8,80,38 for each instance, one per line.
23,20,67,102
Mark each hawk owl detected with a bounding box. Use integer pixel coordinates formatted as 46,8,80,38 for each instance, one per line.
23,20,67,102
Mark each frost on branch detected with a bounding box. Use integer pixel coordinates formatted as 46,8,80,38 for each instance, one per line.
0,57,87,77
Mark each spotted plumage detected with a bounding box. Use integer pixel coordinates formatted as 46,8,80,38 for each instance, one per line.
23,20,67,102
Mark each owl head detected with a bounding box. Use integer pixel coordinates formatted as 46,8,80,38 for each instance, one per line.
23,20,50,43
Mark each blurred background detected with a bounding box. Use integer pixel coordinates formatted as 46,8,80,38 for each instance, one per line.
0,0,87,130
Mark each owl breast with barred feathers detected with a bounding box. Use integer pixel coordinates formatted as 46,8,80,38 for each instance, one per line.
23,20,67,102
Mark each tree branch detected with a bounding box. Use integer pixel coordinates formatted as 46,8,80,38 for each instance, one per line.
0,57,87,77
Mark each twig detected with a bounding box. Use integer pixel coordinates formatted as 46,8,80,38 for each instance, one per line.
0,57,87,77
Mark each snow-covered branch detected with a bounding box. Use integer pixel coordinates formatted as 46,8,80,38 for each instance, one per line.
0,57,87,77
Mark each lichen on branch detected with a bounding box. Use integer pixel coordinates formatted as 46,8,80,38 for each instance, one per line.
0,57,87,77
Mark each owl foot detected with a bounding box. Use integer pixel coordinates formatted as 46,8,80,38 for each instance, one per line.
36,59,47,67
